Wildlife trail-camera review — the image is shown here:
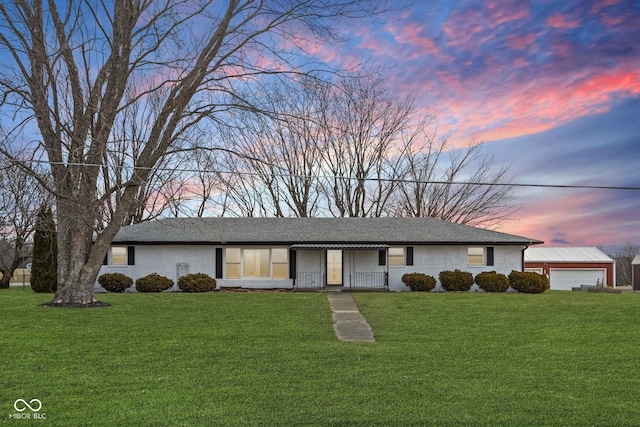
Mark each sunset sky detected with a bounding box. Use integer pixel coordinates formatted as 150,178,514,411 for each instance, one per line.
2,1,637,250
334,0,640,249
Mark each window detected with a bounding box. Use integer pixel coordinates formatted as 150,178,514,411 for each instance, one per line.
389,247,405,266
111,247,127,265
226,248,290,279
243,249,270,278
105,246,134,266
271,248,288,279
225,248,241,279
468,247,485,266
468,247,494,266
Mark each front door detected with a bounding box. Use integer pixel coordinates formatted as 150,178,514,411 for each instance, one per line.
327,250,343,286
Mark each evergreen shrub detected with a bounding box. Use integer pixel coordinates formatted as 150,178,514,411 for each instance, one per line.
136,273,174,293
475,271,510,292
177,273,217,292
402,273,436,292
439,269,474,292
98,273,133,292
508,271,549,294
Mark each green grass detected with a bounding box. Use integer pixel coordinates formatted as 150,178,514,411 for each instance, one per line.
1,288,639,426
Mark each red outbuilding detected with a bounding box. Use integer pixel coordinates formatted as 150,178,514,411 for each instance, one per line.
524,247,615,290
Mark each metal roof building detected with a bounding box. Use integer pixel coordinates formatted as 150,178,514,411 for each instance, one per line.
525,246,615,290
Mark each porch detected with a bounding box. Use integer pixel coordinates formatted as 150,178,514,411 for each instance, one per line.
291,244,389,291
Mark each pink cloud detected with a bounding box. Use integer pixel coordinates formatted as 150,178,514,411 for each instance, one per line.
428,61,640,146
386,21,441,57
443,0,530,48
600,14,625,26
497,191,626,246
442,9,491,48
590,0,624,14
506,33,537,50
547,14,582,28
486,0,530,27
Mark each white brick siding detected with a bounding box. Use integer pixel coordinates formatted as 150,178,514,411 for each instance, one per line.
98,244,525,291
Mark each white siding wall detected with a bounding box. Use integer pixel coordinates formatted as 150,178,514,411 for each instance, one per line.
98,244,525,291
297,251,323,274
388,245,524,291
98,244,296,291
97,245,218,291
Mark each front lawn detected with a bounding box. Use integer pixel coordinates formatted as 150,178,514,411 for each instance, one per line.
1,289,639,426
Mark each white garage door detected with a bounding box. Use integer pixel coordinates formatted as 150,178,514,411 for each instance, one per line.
549,269,606,290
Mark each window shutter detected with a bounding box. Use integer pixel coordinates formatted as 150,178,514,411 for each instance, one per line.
486,247,494,266
289,249,297,279
215,248,223,279
406,247,414,266
103,252,108,265
378,250,386,266
127,246,135,265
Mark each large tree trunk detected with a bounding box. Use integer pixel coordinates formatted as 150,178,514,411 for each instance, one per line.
0,240,23,289
0,274,11,289
49,173,141,306
49,199,104,305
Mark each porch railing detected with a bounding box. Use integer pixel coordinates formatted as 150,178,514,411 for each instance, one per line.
295,272,325,289
350,272,388,290
294,271,388,290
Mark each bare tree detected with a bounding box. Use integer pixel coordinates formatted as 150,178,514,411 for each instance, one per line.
214,78,327,217
611,242,640,287
106,90,193,225
204,72,516,224
0,0,389,305
319,74,419,217
393,139,518,227
0,158,50,288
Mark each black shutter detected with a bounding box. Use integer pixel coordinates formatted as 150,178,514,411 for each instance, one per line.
378,250,386,266
103,252,108,265
127,246,135,265
406,247,414,266
486,247,494,266
289,249,297,279
215,248,223,279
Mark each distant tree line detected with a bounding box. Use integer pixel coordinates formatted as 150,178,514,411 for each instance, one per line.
126,73,518,227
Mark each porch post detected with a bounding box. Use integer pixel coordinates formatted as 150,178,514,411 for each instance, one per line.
385,247,389,288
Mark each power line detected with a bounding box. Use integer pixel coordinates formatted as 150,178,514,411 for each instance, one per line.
9,158,640,191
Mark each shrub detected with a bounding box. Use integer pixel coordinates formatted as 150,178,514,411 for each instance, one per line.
508,271,549,294
98,273,133,293
136,273,174,293
402,273,436,292
178,273,217,292
439,269,474,292
475,271,510,292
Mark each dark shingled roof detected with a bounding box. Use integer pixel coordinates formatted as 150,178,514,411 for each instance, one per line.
112,217,542,246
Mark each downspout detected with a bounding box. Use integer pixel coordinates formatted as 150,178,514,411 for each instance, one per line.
522,244,529,272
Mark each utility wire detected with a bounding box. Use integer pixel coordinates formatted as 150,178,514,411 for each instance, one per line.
10,158,640,191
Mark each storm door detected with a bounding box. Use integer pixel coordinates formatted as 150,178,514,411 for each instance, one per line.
326,250,343,286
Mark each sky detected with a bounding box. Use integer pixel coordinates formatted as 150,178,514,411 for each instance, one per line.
333,0,640,249
1,1,638,251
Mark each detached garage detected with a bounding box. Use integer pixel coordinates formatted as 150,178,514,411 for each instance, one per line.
524,247,615,290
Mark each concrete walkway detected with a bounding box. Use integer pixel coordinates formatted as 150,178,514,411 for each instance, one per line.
326,292,375,342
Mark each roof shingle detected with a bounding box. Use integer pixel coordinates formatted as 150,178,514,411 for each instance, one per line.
112,217,542,246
